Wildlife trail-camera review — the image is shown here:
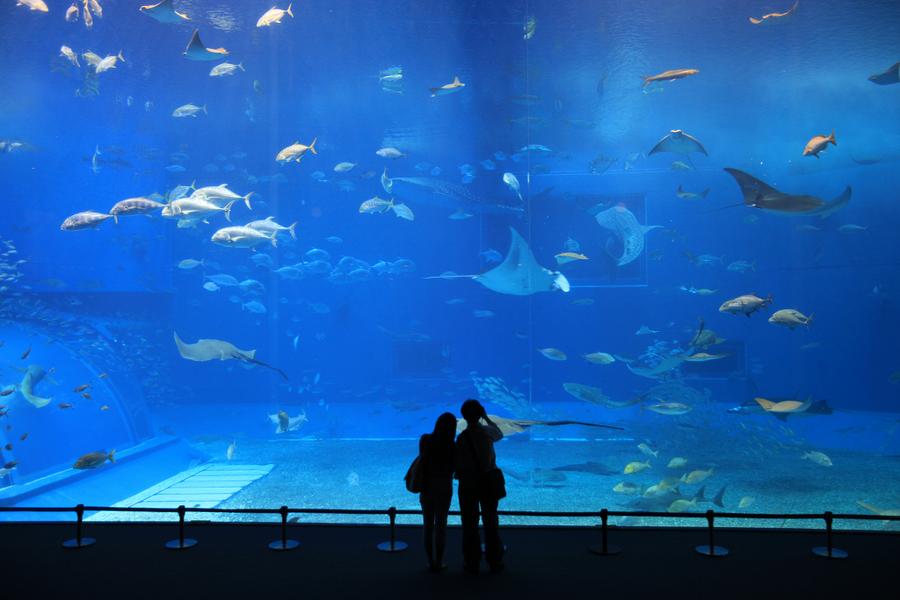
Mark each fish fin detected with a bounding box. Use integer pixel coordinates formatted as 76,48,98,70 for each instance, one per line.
109,449,116,463
749,16,762,25
308,137,317,155
118,50,125,62
452,75,461,84
712,485,727,508
287,3,293,17
806,313,813,326
829,130,836,145
202,104,208,114
288,222,297,240
701,188,710,199
694,486,706,502
223,200,235,222
112,214,118,224
243,192,254,210
238,62,245,71
271,236,278,248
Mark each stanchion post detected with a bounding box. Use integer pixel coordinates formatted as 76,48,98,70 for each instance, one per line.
376,506,408,552
695,510,728,557
63,504,96,548
589,508,621,556
165,505,198,550
268,505,300,551
812,511,848,559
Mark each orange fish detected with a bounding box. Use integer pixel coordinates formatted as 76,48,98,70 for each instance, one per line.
74,384,90,393
81,393,92,400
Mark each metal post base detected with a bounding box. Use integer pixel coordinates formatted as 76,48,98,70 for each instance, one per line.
268,539,300,551
62,537,96,549
589,544,621,556
376,540,408,552
812,546,848,559
695,544,729,557
165,538,198,550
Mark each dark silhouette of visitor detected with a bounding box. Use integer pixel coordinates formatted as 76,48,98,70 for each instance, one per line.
455,399,505,574
418,412,457,572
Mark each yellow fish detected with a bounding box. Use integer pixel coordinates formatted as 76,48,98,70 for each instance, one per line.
537,347,567,361
624,460,650,474
667,498,697,513
738,496,755,509
582,352,615,365
754,397,811,414
275,137,318,163
613,481,641,495
680,468,713,484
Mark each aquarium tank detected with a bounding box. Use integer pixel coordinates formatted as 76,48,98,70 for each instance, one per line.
0,0,898,530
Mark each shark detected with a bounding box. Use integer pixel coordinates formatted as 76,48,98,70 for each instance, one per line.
18,365,53,408
426,227,569,296
381,168,523,215
456,415,624,437
724,168,851,218
174,332,287,379
140,0,190,23
183,29,228,61
593,204,661,266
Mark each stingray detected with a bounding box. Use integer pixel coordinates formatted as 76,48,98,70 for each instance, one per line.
18,365,53,408
723,168,851,218
457,415,623,437
174,332,287,379
183,29,229,61
140,0,190,23
268,410,307,434
426,227,569,295
593,204,661,266
626,355,686,379
551,461,618,476
381,168,523,215
869,62,900,85
648,129,708,156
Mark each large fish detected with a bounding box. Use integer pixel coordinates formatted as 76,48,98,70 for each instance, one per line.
426,227,568,296
723,168,850,217
174,332,287,379
749,1,799,25
456,415,623,436
18,365,52,408
869,62,900,85
648,130,708,156
183,29,228,61
593,204,661,266
381,168,522,215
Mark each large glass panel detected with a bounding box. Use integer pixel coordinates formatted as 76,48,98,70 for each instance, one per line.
1,0,898,530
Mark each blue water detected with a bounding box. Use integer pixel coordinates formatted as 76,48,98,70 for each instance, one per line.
1,0,899,527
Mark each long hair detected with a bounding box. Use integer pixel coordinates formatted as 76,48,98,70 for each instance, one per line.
432,412,457,445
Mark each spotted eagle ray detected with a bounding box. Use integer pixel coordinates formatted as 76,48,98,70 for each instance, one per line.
174,332,287,379
425,227,569,295
183,29,228,61
140,0,190,23
457,415,624,437
724,168,851,218
381,168,523,214
593,204,661,266
648,129,708,156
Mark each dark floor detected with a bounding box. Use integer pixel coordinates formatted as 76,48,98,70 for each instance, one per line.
3,522,898,599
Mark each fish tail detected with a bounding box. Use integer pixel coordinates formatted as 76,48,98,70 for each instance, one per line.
308,137,318,154
271,236,278,248
111,213,118,224
238,62,245,71
694,485,706,502
701,188,710,199
108,449,116,463
288,222,297,240
287,3,293,17
806,313,814,326
202,104,208,114
829,130,836,145
118,50,125,62
243,191,254,210
223,200,235,222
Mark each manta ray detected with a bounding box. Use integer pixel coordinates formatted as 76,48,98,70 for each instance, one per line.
869,62,900,85
749,1,799,25
140,0,190,23
426,227,569,295
174,332,287,379
268,410,308,434
183,29,228,61
648,130,708,156
593,204,661,266
457,415,623,437
724,168,851,217
381,169,523,214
